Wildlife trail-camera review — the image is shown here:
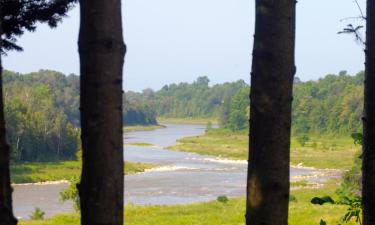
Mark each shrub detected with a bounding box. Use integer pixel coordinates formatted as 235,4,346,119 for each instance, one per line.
217,195,229,204
30,207,45,220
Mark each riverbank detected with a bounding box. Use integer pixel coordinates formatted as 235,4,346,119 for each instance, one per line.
157,117,218,125
167,128,359,170
20,181,353,225
11,161,156,184
124,124,166,132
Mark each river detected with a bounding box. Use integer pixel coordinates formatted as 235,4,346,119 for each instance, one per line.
13,124,336,219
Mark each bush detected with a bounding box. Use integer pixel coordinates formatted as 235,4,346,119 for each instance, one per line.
289,195,297,202
30,207,45,220
60,176,80,211
217,195,229,204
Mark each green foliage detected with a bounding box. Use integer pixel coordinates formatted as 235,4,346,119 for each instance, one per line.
351,133,363,147
339,197,362,225
3,70,80,162
216,195,229,204
126,77,248,119
226,88,249,131
336,133,363,199
2,0,76,52
3,70,158,162
292,72,364,135
311,196,335,205
289,195,298,202
30,207,45,220
312,196,362,224
60,176,80,211
297,134,310,147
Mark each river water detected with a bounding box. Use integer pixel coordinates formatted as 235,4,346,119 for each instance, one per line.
13,124,332,219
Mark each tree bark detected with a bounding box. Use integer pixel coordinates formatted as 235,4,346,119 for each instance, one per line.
0,4,18,225
78,1,125,225
246,0,296,224
362,0,375,224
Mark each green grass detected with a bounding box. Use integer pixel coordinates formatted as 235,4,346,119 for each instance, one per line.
11,161,156,184
125,162,156,174
167,128,359,169
11,161,81,184
167,129,248,160
19,182,356,225
291,180,309,187
157,117,218,125
126,142,155,147
124,125,166,132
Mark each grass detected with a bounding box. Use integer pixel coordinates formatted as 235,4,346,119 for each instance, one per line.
125,162,156,174
124,125,165,132
291,180,309,187
167,129,248,160
157,117,218,125
126,142,156,147
20,182,356,225
11,161,156,184
167,128,359,170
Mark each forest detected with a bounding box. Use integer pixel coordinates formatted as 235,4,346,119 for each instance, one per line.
126,71,364,135
3,69,364,164
2,70,157,162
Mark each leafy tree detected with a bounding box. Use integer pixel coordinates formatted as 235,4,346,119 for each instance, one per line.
297,134,310,147
227,88,249,131
2,0,76,52
246,0,296,224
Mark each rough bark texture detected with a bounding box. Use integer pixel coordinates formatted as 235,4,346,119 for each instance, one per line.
78,1,125,225
246,0,296,224
0,4,18,225
363,0,375,224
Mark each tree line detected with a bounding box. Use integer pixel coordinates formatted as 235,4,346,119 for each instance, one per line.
0,70,157,162
128,71,364,135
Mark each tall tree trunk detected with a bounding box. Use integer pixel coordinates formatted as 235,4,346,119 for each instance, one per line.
362,0,375,224
246,0,296,224
0,4,18,225
78,1,125,225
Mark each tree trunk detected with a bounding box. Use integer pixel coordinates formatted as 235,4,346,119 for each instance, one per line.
246,0,296,224
362,0,375,224
0,4,18,225
78,1,125,225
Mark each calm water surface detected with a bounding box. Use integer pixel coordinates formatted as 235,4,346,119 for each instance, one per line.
13,124,325,219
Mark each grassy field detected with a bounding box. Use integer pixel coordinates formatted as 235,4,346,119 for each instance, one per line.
20,182,356,225
157,117,218,125
11,161,156,184
124,125,166,132
167,129,248,160
167,128,359,169
125,142,156,147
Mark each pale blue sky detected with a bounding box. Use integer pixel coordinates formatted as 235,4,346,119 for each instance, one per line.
3,0,366,91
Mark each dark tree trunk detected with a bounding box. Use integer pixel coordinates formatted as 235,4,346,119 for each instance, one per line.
246,0,296,224
78,1,125,225
363,0,375,224
0,4,18,225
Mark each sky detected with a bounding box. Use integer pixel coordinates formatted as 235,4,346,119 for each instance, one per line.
3,0,366,92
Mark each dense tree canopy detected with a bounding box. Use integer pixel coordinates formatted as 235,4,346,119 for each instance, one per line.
3,70,79,161
125,76,249,119
2,70,157,162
